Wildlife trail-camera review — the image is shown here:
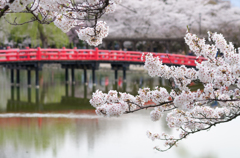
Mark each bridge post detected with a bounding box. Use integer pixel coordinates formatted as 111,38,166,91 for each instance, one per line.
84,68,87,85
28,87,31,102
35,67,39,88
37,47,41,60
65,68,69,84
115,69,118,82
92,67,96,86
113,80,118,90
16,69,20,87
10,69,14,86
35,88,39,104
71,84,75,97
71,67,75,84
27,69,31,87
92,84,96,92
17,87,20,101
123,82,126,92
123,67,126,83
95,47,99,60
84,84,87,98
11,85,14,100
65,84,69,97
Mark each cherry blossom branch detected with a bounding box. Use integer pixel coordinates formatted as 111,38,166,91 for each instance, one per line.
124,101,174,114
155,111,240,151
90,30,240,151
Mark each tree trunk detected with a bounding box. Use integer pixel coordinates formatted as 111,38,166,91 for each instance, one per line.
37,23,48,48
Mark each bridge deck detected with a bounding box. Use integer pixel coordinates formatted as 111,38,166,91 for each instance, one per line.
0,47,204,67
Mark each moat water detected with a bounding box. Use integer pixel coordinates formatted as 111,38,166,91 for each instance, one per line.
0,66,239,158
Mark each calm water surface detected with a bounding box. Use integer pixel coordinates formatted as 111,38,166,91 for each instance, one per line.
0,66,239,158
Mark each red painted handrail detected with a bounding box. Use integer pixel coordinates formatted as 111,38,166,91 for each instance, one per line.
0,47,205,66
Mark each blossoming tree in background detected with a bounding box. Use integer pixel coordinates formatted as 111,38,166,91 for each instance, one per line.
0,0,121,46
90,30,240,151
104,0,240,41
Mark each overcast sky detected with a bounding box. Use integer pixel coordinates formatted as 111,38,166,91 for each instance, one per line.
230,0,240,7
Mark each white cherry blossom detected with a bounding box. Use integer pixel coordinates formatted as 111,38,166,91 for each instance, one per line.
90,31,240,151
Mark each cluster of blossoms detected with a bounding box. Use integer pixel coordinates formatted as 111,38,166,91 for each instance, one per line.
0,0,121,46
90,31,240,151
76,21,109,46
146,131,178,149
90,90,139,117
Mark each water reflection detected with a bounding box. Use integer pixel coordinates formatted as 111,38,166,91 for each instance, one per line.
6,81,135,113
0,67,233,158
7,85,95,113
5,70,165,113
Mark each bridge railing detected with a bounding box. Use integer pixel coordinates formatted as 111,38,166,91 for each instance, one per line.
0,47,205,66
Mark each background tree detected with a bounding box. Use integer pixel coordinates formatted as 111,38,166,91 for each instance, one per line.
6,13,70,48
103,0,240,42
0,0,122,46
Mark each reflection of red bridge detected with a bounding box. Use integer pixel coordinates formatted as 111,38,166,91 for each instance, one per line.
0,47,204,66
0,47,205,87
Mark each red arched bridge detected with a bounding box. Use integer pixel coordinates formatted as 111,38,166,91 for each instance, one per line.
0,47,204,88
0,47,204,66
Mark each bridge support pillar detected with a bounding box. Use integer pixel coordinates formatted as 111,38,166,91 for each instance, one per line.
71,84,75,97
84,68,87,85
65,84,69,97
27,69,31,87
71,67,75,84
115,69,118,82
35,88,39,104
65,68,69,84
123,82,126,92
84,84,87,98
28,87,31,103
92,68,96,86
123,68,126,83
11,86,14,100
17,87,20,101
92,84,96,92
16,69,20,87
114,80,118,90
35,67,39,88
11,69,14,85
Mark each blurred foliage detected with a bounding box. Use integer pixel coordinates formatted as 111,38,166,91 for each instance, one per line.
4,13,70,48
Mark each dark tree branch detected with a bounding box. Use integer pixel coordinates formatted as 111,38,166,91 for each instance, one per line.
124,101,174,113
0,0,15,18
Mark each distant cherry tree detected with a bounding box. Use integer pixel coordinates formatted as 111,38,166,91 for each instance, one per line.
103,0,240,41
